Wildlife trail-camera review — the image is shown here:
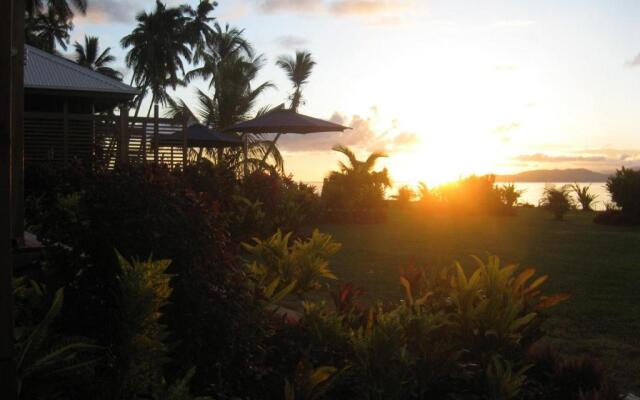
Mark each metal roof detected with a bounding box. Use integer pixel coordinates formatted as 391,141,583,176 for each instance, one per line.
24,45,138,97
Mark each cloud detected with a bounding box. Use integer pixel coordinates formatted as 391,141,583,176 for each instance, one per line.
76,0,136,24
275,35,309,49
256,0,414,19
512,150,640,171
515,153,608,163
259,0,324,13
626,53,640,67
330,0,412,16
278,110,420,153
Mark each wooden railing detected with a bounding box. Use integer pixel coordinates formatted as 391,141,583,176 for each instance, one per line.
24,109,188,169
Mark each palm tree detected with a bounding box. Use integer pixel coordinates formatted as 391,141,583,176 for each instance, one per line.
571,183,598,211
26,0,87,19
30,8,73,52
276,50,316,111
26,0,87,52
332,145,389,179
121,0,192,117
184,23,254,87
182,0,217,64
73,35,123,80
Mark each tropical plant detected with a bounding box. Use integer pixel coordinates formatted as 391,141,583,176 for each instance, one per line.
485,355,531,400
392,185,415,208
322,145,390,222
571,183,598,211
539,185,573,220
284,361,338,400
27,7,73,52
498,183,525,208
73,35,123,79
606,167,640,218
184,22,254,87
436,175,505,215
26,0,87,19
14,286,103,398
121,0,192,117
276,50,316,111
243,229,341,298
112,252,173,399
182,0,218,64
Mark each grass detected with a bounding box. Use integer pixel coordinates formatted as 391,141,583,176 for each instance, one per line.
317,206,640,392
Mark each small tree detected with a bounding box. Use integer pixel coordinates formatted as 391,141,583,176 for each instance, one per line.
498,183,524,208
392,185,416,208
606,167,640,218
539,185,573,221
571,183,598,212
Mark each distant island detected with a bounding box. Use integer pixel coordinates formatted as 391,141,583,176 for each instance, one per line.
495,168,610,183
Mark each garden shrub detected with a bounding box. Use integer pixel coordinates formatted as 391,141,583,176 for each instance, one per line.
391,185,416,209
596,167,640,225
321,146,390,223
241,171,325,236
24,163,267,395
421,175,509,216
539,185,574,220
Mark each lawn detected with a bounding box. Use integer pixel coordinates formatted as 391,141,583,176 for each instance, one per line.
317,206,640,392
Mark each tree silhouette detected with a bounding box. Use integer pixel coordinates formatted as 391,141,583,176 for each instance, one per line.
74,35,123,80
276,51,316,111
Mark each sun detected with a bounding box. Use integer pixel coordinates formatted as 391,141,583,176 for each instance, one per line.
386,137,509,188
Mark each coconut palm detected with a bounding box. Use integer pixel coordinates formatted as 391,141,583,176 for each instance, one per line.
28,8,73,52
73,35,123,80
26,0,87,19
121,0,192,116
332,145,389,178
276,50,316,111
184,23,254,87
182,0,217,64
571,183,598,211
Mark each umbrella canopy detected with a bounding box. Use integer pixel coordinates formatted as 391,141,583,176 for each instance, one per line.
164,123,243,148
224,109,349,134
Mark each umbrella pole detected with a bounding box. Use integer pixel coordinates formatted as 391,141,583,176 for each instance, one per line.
261,133,282,165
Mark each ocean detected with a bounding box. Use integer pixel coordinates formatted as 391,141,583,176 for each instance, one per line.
305,181,611,211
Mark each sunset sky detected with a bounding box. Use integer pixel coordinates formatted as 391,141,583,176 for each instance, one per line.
70,0,640,184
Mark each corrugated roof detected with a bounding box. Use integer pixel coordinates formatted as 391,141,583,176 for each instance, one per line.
24,45,138,97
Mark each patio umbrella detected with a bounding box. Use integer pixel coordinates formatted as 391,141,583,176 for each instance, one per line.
224,108,350,175
165,123,243,148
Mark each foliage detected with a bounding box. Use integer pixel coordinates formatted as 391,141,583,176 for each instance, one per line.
240,171,324,236
571,183,598,212
433,175,508,216
73,35,123,79
243,230,341,299
284,361,338,400
14,285,102,399
539,185,573,220
498,183,525,208
112,253,173,399
605,167,640,222
24,163,266,394
322,145,390,223
276,50,316,111
392,185,416,208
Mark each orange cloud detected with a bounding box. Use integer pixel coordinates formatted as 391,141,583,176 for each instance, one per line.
330,0,412,15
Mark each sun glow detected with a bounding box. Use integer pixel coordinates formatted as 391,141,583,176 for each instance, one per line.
382,133,512,188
